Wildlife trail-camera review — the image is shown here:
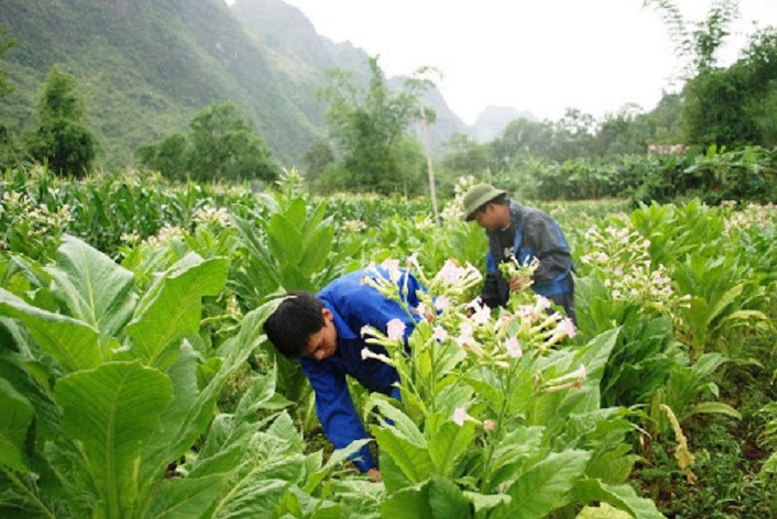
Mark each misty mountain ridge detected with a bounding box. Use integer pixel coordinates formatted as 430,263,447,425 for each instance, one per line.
470,106,538,143
0,0,530,169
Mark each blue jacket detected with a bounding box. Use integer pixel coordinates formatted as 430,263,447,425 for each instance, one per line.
298,267,424,472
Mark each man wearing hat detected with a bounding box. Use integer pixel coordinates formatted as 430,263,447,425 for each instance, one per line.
462,183,575,322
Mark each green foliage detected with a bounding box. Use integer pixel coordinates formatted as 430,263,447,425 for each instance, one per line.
24,66,98,177
0,234,373,518
302,137,336,182
682,28,777,148
356,261,661,517
0,0,324,168
1,167,776,518
0,29,15,99
318,56,432,195
0,29,18,169
139,101,280,182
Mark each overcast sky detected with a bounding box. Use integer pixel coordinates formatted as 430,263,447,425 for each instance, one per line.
227,0,777,124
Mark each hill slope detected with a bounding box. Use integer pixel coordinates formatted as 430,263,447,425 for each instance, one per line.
0,0,474,170
0,0,325,167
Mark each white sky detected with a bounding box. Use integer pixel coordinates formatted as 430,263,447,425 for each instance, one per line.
227,0,777,124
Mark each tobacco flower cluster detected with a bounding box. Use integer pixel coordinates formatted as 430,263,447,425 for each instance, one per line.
359,257,582,409
0,191,72,257
581,222,688,318
141,223,184,248
193,205,231,228
721,202,777,237
440,175,478,222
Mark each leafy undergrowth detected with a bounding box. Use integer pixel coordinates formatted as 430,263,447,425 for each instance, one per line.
635,358,777,518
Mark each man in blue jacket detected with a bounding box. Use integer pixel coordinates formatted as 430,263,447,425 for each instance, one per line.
462,183,576,323
263,266,425,482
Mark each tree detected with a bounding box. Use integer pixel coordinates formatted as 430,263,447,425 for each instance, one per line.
642,91,684,144
594,103,652,156
303,137,336,182
318,56,433,194
441,133,490,177
26,65,98,177
681,27,777,147
187,102,277,182
137,101,279,182
0,29,18,168
0,29,15,99
490,118,556,167
548,108,599,161
136,132,189,180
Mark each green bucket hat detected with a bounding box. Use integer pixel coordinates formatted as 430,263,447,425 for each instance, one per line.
461,184,507,221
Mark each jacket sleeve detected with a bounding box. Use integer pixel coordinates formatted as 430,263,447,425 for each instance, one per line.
481,271,509,308
524,212,571,284
299,359,375,472
481,249,509,308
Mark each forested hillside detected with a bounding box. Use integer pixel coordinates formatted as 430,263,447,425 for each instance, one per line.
0,0,465,168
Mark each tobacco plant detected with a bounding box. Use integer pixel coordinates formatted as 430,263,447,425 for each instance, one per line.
0,235,372,518
356,258,664,518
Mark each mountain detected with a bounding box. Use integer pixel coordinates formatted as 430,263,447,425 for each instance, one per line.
469,106,538,143
0,0,321,166
0,0,474,170
231,0,468,154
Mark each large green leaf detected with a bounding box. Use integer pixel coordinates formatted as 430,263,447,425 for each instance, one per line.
0,288,101,372
47,235,137,338
570,478,665,519
486,426,545,492
0,378,33,472
126,253,228,369
143,474,229,519
299,225,335,275
496,450,590,519
138,302,278,497
55,361,173,517
426,416,476,477
284,197,308,229
380,484,433,519
462,491,511,514
210,479,291,519
206,431,306,519
381,476,472,519
427,475,471,518
533,328,620,424
373,427,434,484
303,439,370,493
0,355,61,441
689,401,742,419
267,213,303,265
368,395,426,447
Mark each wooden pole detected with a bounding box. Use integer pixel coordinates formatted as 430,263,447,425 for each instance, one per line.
419,104,440,227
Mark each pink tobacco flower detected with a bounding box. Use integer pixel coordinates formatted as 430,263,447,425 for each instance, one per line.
386,318,406,341
504,337,523,359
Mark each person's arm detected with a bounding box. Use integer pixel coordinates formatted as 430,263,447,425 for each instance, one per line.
525,213,571,284
299,359,375,472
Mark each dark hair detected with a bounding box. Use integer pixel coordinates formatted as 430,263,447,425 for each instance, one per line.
476,193,509,214
263,291,325,358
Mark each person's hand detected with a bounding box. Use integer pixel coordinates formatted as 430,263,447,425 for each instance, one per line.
509,275,532,292
366,468,382,483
